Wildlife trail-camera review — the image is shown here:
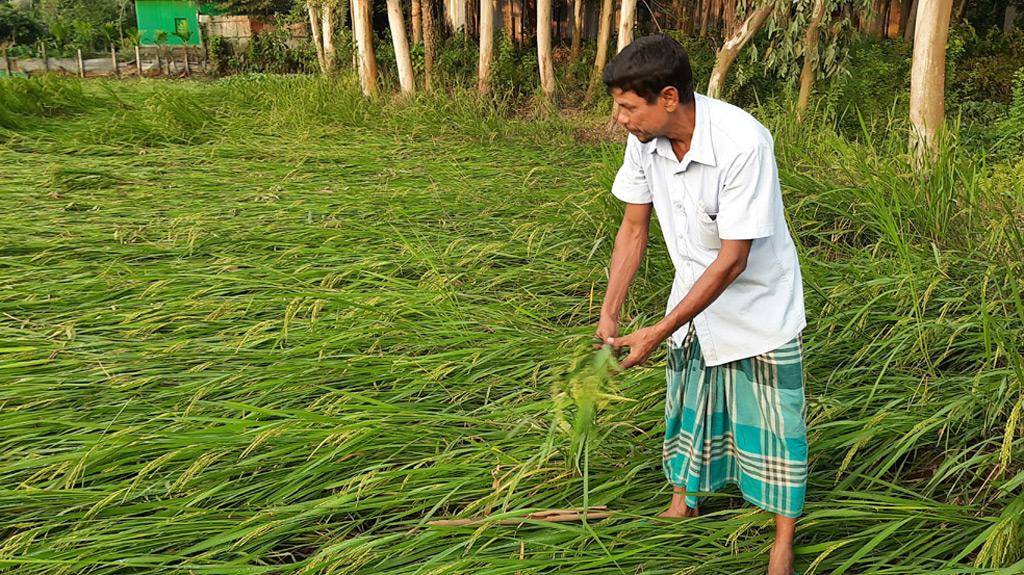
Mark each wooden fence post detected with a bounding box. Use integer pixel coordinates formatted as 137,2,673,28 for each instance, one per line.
111,44,119,77
42,44,49,72
135,45,142,77
77,49,84,77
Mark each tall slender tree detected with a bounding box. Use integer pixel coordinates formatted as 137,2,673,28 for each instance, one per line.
307,0,327,73
352,0,378,95
538,0,556,105
570,0,584,60
422,0,436,90
447,0,467,31
797,0,827,121
322,1,336,73
387,0,416,94
616,0,636,52
903,0,919,40
587,0,614,99
706,1,773,99
909,0,953,167
412,0,423,43
479,0,496,94
503,0,514,39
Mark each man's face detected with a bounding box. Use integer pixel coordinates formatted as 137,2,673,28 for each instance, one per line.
611,87,673,143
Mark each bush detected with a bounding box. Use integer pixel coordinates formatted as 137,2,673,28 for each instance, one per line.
0,4,46,47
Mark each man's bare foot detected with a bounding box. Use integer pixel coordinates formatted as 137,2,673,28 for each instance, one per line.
767,542,794,575
657,506,693,518
657,491,698,518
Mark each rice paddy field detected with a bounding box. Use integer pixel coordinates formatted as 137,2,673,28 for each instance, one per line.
1,75,1023,574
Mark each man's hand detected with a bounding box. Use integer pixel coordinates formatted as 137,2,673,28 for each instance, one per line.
606,325,667,369
594,316,619,350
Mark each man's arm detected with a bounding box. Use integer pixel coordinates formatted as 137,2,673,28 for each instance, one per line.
596,202,652,345
607,239,752,367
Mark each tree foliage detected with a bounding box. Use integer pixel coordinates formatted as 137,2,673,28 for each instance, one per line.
216,0,294,16
0,4,47,45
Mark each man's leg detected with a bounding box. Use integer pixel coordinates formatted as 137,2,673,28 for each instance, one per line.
658,485,699,518
768,514,796,575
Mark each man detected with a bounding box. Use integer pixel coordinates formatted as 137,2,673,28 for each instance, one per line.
595,35,808,575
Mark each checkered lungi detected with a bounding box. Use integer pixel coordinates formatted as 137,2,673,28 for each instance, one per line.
662,327,808,518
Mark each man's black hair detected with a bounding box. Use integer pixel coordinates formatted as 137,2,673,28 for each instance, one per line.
602,35,695,105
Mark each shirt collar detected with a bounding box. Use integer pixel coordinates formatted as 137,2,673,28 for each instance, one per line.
643,93,717,169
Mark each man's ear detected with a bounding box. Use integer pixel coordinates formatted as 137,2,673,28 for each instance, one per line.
661,86,680,112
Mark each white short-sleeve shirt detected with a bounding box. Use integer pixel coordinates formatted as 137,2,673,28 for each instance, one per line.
611,93,806,366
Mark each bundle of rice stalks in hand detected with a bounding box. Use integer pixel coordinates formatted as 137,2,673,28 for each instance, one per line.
551,344,629,475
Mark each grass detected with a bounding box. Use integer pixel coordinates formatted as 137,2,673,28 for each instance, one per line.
0,74,1022,574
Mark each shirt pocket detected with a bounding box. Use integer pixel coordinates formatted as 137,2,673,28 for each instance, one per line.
696,200,721,250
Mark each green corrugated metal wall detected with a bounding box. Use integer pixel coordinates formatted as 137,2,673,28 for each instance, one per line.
136,0,201,46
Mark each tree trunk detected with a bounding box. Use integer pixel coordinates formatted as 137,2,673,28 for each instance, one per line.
909,0,952,168
797,0,826,122
521,0,529,43
77,48,85,78
722,0,735,35
587,0,613,98
570,0,583,59
504,0,514,39
412,0,423,43
898,0,913,37
711,0,723,35
307,0,327,73
951,0,966,22
388,0,416,94
447,0,468,31
182,45,190,75
323,2,337,73
1004,5,1018,31
423,0,435,90
479,0,495,93
353,0,378,95
134,44,140,76
706,4,771,99
616,0,637,52
865,0,886,37
111,44,119,77
699,0,710,36
903,0,918,41
537,0,556,106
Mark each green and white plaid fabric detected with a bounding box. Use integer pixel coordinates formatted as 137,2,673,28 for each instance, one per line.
663,327,808,518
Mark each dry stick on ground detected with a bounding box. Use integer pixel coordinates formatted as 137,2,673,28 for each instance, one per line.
427,506,611,526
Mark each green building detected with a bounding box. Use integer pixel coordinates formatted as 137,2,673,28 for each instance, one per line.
135,0,222,46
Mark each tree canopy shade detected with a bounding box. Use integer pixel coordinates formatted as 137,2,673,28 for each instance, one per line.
216,0,292,15
0,4,46,45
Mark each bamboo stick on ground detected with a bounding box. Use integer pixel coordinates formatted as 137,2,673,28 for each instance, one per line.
428,506,610,526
